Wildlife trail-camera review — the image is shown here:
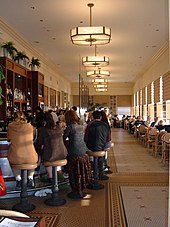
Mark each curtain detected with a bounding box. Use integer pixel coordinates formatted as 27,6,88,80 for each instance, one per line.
154,78,160,103
163,71,170,101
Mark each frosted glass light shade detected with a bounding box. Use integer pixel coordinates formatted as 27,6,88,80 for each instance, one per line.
70,26,111,46
82,56,109,67
87,70,110,78
95,88,108,92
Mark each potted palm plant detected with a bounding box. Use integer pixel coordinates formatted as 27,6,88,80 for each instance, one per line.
1,41,17,60
29,57,41,71
14,51,29,66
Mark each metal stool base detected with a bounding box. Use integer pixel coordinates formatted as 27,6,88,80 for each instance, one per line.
13,203,35,213
45,197,66,206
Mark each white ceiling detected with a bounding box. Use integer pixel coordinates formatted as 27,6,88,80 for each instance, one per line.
0,0,168,84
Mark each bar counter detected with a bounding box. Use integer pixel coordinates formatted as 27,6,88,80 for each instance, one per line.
0,136,69,199
0,137,14,179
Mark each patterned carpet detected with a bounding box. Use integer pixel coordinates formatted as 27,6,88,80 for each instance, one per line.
27,211,61,227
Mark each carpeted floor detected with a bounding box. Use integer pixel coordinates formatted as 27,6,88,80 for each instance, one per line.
27,211,61,227
0,128,169,227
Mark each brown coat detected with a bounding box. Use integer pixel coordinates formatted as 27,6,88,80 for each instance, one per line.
35,125,67,162
7,121,38,165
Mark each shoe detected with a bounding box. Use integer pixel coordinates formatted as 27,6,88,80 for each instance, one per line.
103,169,113,175
16,180,21,189
67,191,86,199
63,173,69,179
27,179,35,188
99,174,109,180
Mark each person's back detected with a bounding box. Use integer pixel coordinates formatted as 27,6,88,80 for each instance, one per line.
7,112,38,165
85,110,110,151
64,123,87,157
36,113,67,162
63,110,91,199
7,111,38,188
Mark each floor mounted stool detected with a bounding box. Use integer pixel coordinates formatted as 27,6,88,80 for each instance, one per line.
87,151,106,190
43,159,67,206
11,163,37,213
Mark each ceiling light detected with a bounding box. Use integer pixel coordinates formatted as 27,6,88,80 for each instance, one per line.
91,78,108,83
94,84,108,88
95,88,108,92
82,56,109,67
87,69,110,78
70,3,111,46
82,45,109,67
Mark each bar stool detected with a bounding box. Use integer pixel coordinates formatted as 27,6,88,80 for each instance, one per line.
11,163,37,213
86,151,106,190
43,159,67,206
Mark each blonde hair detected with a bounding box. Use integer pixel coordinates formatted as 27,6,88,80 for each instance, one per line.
14,111,27,122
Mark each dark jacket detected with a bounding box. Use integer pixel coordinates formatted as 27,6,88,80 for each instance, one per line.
84,120,110,151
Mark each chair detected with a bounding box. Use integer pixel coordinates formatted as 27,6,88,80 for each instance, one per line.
43,159,67,206
11,163,37,213
138,125,147,144
86,151,106,190
153,131,166,157
161,133,170,165
146,127,158,153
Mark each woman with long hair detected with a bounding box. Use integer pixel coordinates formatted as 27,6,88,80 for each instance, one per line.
63,110,92,199
35,111,67,181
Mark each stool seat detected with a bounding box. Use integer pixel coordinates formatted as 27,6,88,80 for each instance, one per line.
44,159,67,167
87,151,105,157
12,163,37,170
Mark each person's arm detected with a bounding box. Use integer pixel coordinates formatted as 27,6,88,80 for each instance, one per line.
84,121,92,143
63,124,71,140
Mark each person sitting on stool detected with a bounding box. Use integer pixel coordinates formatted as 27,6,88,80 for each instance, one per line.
84,110,110,180
7,111,38,189
63,110,92,199
35,112,67,182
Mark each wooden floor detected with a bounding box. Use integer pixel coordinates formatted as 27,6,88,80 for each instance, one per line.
0,128,169,227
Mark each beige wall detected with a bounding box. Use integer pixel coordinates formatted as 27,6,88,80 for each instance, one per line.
117,95,132,107
133,42,169,92
71,82,133,96
72,94,133,108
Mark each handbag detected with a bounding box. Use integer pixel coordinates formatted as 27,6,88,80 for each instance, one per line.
0,167,6,196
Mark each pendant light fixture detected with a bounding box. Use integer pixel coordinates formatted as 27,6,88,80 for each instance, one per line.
91,78,108,84
87,69,110,78
94,84,108,88
95,88,108,92
82,45,109,67
70,3,111,46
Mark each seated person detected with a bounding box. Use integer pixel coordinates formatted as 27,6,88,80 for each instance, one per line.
165,124,170,133
35,112,67,182
63,110,92,199
84,110,110,180
7,111,38,189
155,120,165,131
150,117,159,127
